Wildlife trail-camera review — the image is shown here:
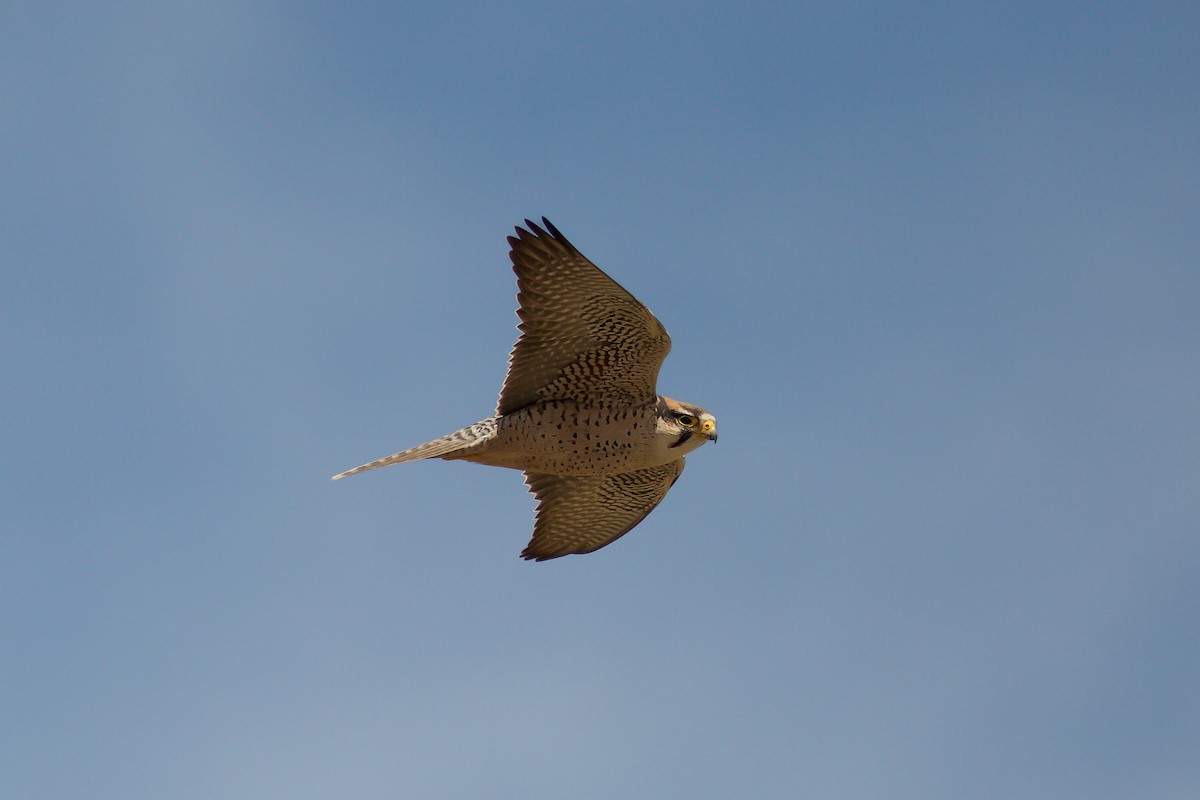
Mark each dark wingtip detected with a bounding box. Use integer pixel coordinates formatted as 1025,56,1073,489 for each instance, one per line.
520,545,568,562
513,217,563,239
509,216,580,268
538,217,577,252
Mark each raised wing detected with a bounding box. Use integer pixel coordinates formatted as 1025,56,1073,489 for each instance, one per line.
520,461,685,561
497,218,671,416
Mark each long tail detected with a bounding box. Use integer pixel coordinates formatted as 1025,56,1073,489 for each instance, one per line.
331,418,498,480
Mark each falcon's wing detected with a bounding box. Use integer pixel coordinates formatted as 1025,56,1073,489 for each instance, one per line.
497,218,671,416
520,461,685,561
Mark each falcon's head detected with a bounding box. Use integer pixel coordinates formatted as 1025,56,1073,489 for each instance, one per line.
656,395,718,454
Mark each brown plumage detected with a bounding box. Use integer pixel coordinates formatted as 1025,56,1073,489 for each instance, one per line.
333,219,717,560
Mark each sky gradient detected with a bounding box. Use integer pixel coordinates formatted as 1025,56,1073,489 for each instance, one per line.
4,3,1199,798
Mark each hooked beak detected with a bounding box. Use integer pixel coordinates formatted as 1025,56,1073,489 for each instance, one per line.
700,419,718,442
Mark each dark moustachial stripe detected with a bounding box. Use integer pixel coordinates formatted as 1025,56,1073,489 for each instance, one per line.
668,430,693,449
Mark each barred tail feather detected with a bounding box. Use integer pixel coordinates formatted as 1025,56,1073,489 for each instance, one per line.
331,418,498,480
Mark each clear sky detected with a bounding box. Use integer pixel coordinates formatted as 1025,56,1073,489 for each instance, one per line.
4,3,1198,798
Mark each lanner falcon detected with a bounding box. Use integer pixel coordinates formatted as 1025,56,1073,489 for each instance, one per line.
333,218,717,560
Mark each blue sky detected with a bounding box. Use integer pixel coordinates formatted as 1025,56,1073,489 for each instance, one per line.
3,2,1198,798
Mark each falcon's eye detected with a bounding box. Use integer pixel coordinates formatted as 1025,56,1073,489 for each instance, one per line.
676,414,697,427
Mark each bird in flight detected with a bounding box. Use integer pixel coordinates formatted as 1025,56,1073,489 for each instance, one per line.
333,218,717,560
